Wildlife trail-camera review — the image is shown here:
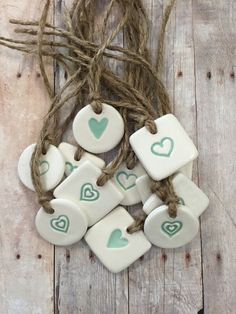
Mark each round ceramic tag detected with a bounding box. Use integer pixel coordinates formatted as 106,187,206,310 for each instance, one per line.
113,162,146,205
18,143,65,191
144,204,199,248
35,198,88,246
72,103,124,153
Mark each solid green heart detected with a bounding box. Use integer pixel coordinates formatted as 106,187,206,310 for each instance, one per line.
65,161,78,176
161,221,183,237
50,215,70,233
80,183,100,201
39,160,50,176
116,171,138,190
107,229,129,248
151,137,174,157
88,117,108,139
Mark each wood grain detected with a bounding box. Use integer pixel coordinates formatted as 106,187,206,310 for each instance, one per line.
0,1,54,313
0,0,236,313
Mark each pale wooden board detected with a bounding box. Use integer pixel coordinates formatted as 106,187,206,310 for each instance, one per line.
1,0,236,313
0,1,54,313
193,1,236,313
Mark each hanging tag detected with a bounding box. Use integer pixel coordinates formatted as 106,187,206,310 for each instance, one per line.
130,114,198,181
35,199,88,246
73,104,124,153
144,204,199,248
85,206,151,273
143,173,209,216
135,175,153,204
53,161,123,226
18,143,65,191
58,142,105,176
113,162,146,205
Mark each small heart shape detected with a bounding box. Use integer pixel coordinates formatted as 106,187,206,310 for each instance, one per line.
107,229,129,248
161,221,182,237
88,117,108,139
50,215,70,233
80,183,100,201
65,161,78,176
116,171,138,190
39,160,50,176
151,137,174,157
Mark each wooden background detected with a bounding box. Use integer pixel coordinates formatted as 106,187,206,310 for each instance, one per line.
1,0,236,313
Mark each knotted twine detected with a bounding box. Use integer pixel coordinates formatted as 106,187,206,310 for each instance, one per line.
0,0,179,231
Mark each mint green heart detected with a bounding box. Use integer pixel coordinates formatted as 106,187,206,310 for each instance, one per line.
88,117,108,139
107,229,129,248
116,171,137,190
39,160,50,176
151,137,174,157
178,197,185,205
161,221,182,237
50,215,70,233
80,183,100,201
65,161,78,176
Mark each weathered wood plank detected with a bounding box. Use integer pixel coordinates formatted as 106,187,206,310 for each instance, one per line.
0,1,54,313
129,1,203,313
54,1,128,313
193,1,236,313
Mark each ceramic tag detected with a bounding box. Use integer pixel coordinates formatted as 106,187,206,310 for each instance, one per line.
35,198,88,246
58,142,105,176
73,103,124,153
85,206,151,273
54,161,123,226
129,114,198,180
113,162,146,205
144,204,199,248
143,173,209,216
18,143,65,191
135,175,152,204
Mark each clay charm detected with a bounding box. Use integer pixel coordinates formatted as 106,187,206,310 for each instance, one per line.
73,104,124,153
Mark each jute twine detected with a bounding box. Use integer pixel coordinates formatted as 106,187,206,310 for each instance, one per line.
0,0,180,231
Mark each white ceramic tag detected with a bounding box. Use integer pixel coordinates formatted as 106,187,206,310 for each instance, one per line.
35,198,88,246
129,114,198,180
54,161,123,226
143,173,209,216
135,175,152,204
144,204,199,248
18,143,65,191
58,142,105,176
85,206,151,273
73,104,124,153
113,162,146,205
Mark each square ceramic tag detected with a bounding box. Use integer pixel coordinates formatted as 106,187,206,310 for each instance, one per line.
143,173,209,217
58,142,105,177
53,161,123,226
113,162,146,205
129,114,198,180
85,206,151,273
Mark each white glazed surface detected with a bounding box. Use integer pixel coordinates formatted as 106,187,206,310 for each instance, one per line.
129,114,198,180
144,204,199,249
73,104,124,153
18,143,65,191
113,162,146,205
35,198,88,246
53,161,123,226
135,175,152,204
85,206,151,273
58,142,105,176
143,173,209,216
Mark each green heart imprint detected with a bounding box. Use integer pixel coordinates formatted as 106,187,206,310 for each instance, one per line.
107,229,129,248
80,183,100,201
161,221,183,237
50,215,70,233
151,137,174,157
39,160,50,176
88,117,108,139
65,161,78,176
116,171,138,190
